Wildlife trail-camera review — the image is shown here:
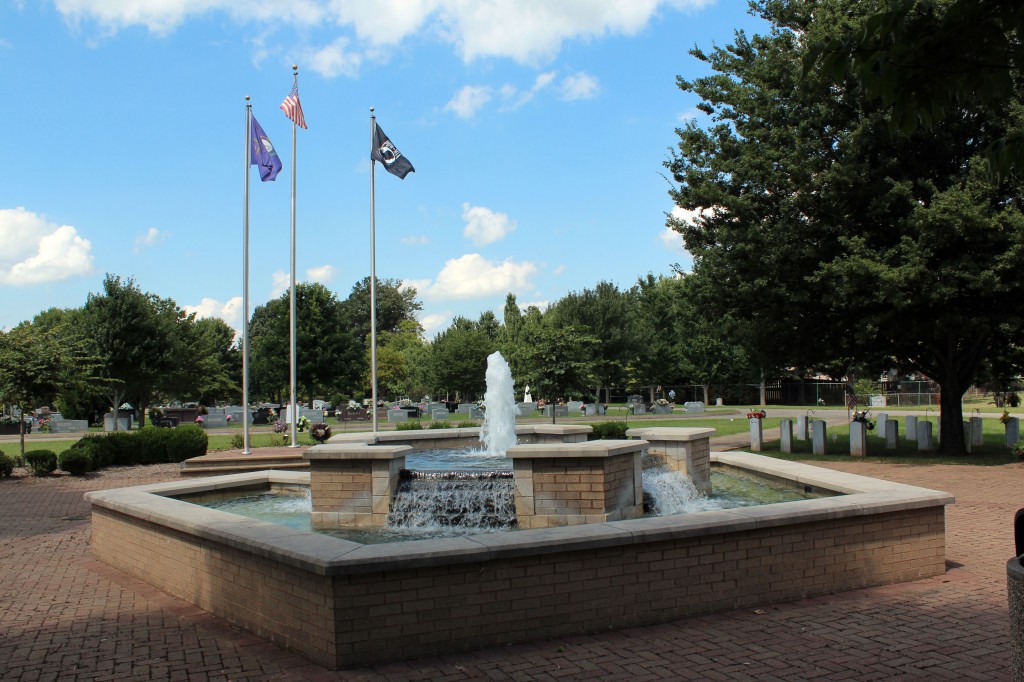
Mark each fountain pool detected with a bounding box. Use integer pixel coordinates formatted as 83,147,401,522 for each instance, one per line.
86,451,952,669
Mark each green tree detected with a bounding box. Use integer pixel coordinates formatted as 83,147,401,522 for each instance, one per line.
515,323,599,421
427,317,495,401
548,281,641,401
667,0,1024,453
82,275,180,429
0,322,99,459
249,283,358,405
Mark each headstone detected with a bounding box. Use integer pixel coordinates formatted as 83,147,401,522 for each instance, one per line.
970,416,983,446
517,402,537,416
683,401,705,413
103,415,130,432
963,421,973,453
567,401,583,413
850,420,867,456
457,403,476,415
631,404,646,415
469,407,484,420
432,409,448,420
917,421,933,450
387,410,408,422
876,412,888,438
812,420,827,456
870,395,887,407
1007,417,1020,448
49,419,88,433
780,418,793,453
749,417,763,452
715,398,723,406
584,404,598,416
906,415,918,442
885,419,899,449
795,415,809,441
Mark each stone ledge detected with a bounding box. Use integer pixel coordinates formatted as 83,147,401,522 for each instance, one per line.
626,427,716,442
304,444,411,461
506,439,648,459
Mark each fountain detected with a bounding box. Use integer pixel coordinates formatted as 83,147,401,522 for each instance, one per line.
479,351,518,456
84,354,955,670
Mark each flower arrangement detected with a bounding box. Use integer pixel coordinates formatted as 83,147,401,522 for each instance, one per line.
746,409,767,419
38,418,51,433
297,415,311,432
310,422,333,444
851,410,875,430
656,398,670,406
273,419,286,433
347,400,361,411
194,415,204,425
1000,410,1012,424
226,414,233,422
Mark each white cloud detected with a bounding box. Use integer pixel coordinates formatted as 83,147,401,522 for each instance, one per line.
560,71,600,100
445,85,492,119
418,312,450,338
302,36,363,78
659,227,687,254
0,207,94,286
462,203,516,246
270,270,290,298
552,264,566,276
184,296,243,335
56,1,713,69
399,279,433,297
677,106,703,122
133,226,163,253
499,70,557,110
424,253,537,300
401,235,430,245
306,264,336,283
520,299,549,311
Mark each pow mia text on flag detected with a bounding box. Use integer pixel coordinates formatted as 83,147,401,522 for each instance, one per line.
371,122,415,179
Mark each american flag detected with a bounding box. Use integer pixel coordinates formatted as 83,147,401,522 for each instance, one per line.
280,78,307,129
846,393,857,410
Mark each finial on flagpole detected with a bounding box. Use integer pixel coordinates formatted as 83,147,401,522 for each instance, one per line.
293,64,298,73
245,95,250,101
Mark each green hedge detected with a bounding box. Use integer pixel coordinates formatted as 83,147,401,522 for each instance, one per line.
59,448,93,476
588,421,629,440
68,425,208,471
25,449,58,476
0,453,13,478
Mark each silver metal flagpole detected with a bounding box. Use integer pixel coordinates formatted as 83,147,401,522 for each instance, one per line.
289,65,300,448
242,97,252,455
369,108,379,433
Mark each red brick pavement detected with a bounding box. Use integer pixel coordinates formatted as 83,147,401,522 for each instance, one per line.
1,458,1019,681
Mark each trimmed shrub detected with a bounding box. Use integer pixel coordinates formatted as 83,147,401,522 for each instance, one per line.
395,421,423,431
588,421,629,440
428,420,451,429
25,449,58,476
456,421,479,428
231,433,245,449
0,453,14,478
166,425,208,462
59,448,94,476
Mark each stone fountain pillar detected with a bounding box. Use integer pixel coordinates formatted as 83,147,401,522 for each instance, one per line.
507,439,647,529
303,443,409,527
626,427,714,495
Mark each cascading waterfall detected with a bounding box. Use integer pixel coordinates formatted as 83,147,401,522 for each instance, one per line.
479,351,518,455
388,470,516,528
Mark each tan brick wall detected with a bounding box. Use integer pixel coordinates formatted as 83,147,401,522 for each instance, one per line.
91,508,337,669
92,501,946,670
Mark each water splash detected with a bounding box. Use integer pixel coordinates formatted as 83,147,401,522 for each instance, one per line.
642,462,724,516
480,351,518,455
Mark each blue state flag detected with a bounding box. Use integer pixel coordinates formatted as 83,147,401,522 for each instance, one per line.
250,115,282,182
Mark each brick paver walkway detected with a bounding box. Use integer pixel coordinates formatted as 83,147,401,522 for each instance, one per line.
1,457,1019,681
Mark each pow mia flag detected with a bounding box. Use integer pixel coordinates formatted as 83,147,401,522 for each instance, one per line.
371,122,415,179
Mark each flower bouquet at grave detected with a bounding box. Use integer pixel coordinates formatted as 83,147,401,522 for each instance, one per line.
746,409,767,420
194,415,204,426
272,419,286,433
310,422,332,444
297,415,311,432
38,418,51,433
1001,410,1012,424
851,410,875,430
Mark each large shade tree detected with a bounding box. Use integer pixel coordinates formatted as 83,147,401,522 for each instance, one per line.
667,0,1024,453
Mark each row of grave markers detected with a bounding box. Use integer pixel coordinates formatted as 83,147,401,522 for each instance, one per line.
749,413,1021,456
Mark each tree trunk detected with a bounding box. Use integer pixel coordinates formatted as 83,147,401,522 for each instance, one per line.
759,369,767,407
19,407,26,463
702,384,710,405
936,381,967,455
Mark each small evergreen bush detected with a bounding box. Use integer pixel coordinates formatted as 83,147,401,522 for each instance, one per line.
456,421,479,428
166,425,208,461
588,421,629,440
231,433,245,449
25,449,58,476
396,421,423,431
0,452,14,478
428,420,451,429
59,448,93,476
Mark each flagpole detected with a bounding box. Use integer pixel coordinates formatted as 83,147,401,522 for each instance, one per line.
242,97,253,455
289,65,300,448
369,108,379,433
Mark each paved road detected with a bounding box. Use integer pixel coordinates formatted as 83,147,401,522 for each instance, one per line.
1,451,1020,680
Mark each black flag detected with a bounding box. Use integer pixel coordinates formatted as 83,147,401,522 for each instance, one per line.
371,122,415,179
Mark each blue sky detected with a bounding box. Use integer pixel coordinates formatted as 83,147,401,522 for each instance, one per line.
0,1,768,337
